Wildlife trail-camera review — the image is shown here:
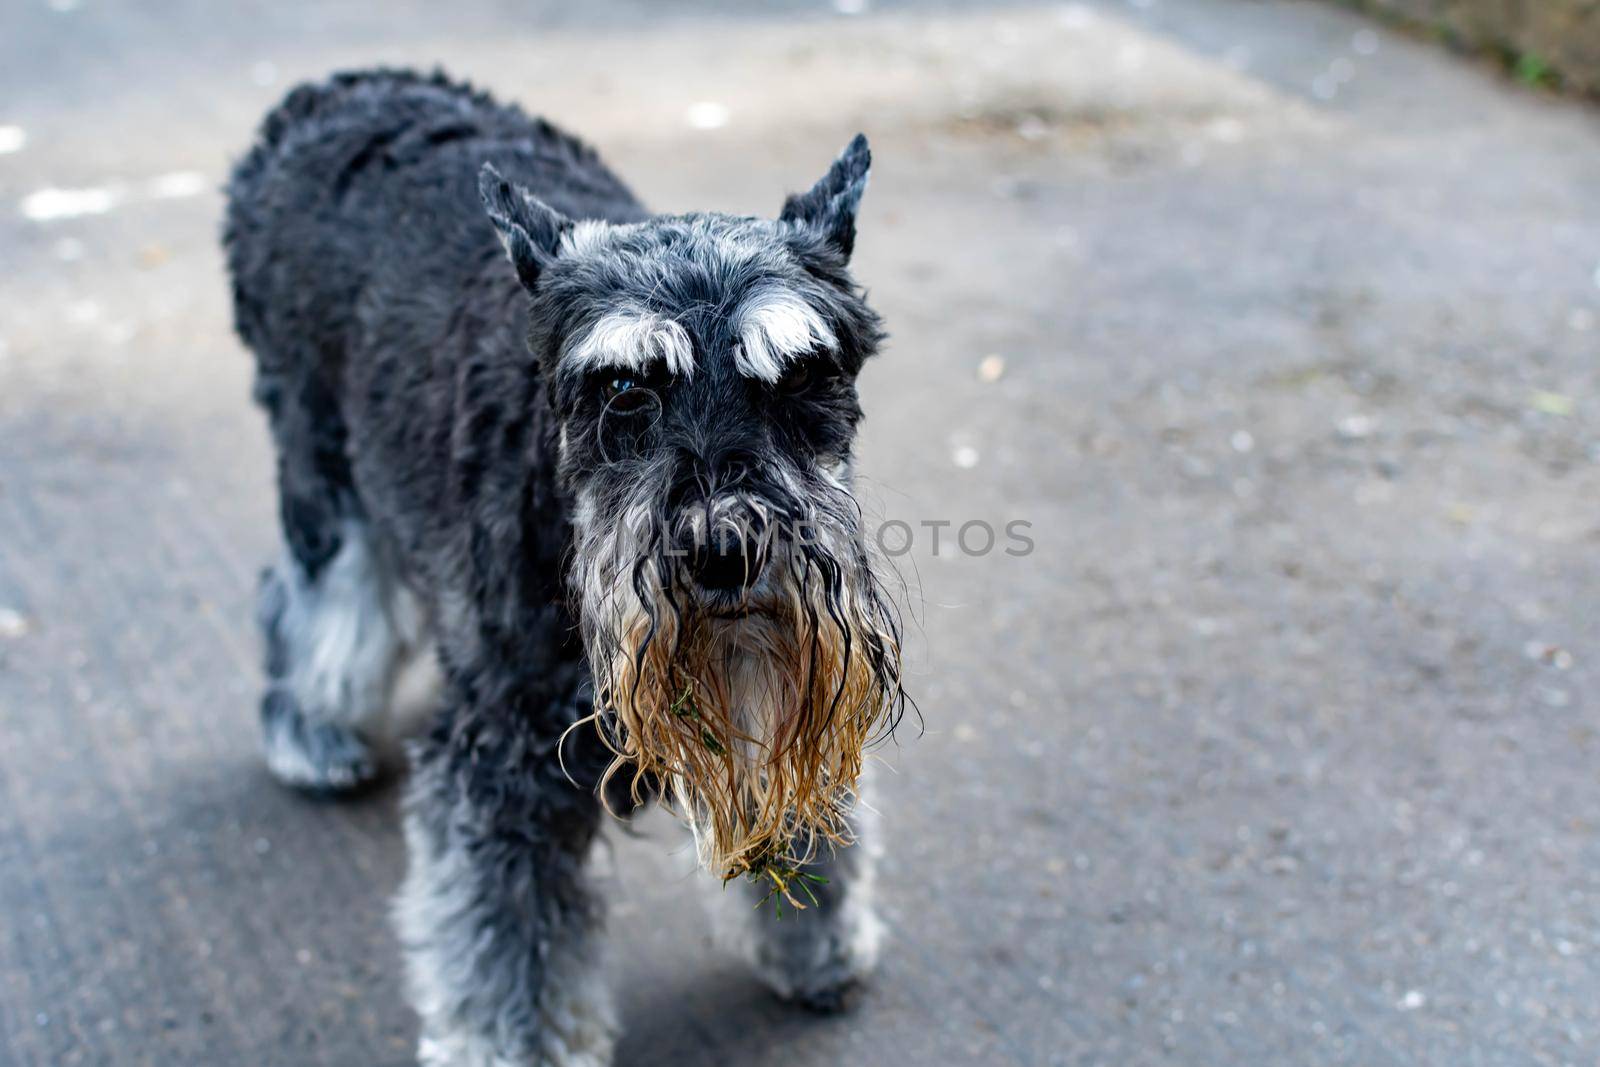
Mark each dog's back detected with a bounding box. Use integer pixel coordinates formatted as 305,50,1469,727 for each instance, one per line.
224,68,644,384
223,68,647,603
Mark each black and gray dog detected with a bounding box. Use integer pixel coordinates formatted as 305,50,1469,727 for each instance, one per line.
224,69,905,1066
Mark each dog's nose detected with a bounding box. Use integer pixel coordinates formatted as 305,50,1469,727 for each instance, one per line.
693,533,765,593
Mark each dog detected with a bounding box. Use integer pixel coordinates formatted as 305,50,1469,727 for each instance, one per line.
224,69,905,1066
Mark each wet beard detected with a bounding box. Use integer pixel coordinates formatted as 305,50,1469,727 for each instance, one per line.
587,567,901,881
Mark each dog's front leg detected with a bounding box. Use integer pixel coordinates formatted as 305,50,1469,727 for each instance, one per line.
703,771,884,1012
394,690,616,1067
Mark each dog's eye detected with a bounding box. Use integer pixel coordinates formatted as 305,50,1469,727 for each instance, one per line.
775,362,815,395
602,376,653,413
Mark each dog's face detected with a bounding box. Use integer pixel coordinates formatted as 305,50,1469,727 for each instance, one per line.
481,137,904,878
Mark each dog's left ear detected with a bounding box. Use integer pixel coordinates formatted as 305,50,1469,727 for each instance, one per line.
479,163,571,290
780,133,871,261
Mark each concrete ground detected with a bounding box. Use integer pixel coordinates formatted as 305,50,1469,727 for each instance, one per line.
3,1,1598,1064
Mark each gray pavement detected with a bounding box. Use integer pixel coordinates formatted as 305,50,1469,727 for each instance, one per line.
3,1,1599,1064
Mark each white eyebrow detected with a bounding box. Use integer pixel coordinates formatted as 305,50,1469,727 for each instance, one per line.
565,311,695,376
733,287,836,382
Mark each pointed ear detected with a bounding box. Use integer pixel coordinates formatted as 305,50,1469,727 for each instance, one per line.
478,163,571,290
779,133,871,261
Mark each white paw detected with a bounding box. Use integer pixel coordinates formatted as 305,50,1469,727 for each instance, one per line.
262,710,379,792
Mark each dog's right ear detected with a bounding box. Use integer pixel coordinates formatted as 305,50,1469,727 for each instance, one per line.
479,163,570,290
780,133,871,261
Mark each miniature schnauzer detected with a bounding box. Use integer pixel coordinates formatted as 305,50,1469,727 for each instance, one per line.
224,69,905,1066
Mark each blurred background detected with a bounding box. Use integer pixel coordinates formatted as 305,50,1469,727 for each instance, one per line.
2,1,1598,1064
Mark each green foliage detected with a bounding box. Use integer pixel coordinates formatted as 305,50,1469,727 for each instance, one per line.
1512,52,1559,89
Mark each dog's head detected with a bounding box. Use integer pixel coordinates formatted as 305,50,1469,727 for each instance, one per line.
479,136,904,878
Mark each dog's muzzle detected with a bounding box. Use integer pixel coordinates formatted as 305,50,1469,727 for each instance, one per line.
574,487,904,881
690,527,765,593
681,507,772,597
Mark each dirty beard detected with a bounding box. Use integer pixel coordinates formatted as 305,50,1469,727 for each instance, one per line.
581,553,902,883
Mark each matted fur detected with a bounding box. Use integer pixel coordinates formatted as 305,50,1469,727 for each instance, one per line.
590,548,901,879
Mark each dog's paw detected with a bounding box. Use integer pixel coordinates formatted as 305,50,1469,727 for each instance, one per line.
261,693,380,793
785,976,865,1015
416,1029,614,1067
745,906,884,1013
